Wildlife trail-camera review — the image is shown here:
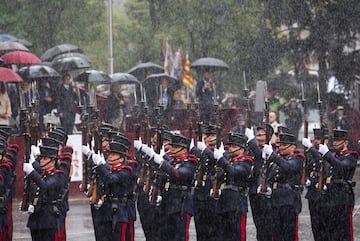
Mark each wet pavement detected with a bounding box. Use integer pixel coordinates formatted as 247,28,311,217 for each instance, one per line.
12,166,360,241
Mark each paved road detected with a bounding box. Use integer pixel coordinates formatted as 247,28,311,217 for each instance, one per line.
13,166,360,241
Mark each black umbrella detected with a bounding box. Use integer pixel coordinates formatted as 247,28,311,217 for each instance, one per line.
51,52,91,63
18,65,60,80
75,70,112,84
143,73,180,89
127,62,164,80
109,72,140,85
0,41,29,55
50,55,91,73
190,57,229,72
40,43,83,62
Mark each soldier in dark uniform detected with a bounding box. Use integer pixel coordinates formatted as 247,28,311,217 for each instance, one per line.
90,141,133,241
144,133,197,241
262,133,304,241
245,124,274,241
316,129,358,241
213,133,253,241
192,124,219,241
302,128,330,241
23,143,67,241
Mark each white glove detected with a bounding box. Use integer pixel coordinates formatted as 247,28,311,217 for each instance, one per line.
262,144,273,158
134,138,142,150
94,199,103,209
92,153,105,165
245,127,255,142
189,138,195,151
143,146,155,158
197,141,207,152
31,145,40,157
257,185,272,198
141,144,149,154
305,179,311,187
156,195,162,206
27,204,34,214
82,145,92,157
302,137,312,150
214,148,225,160
152,153,163,165
160,145,165,157
23,163,34,175
318,144,329,156
79,183,90,192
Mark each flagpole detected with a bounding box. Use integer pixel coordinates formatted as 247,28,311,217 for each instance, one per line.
108,0,114,74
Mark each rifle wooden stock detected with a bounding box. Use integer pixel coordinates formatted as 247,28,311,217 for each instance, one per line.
150,107,162,205
20,110,31,211
317,101,325,191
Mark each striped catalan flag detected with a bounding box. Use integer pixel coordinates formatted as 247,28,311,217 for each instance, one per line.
182,55,194,91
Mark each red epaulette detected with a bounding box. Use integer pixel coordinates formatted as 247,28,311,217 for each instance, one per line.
291,150,305,160
63,146,74,154
7,147,17,154
186,154,198,165
230,156,254,165
5,152,14,160
58,152,72,160
110,165,134,175
0,163,12,172
341,149,360,158
55,169,66,175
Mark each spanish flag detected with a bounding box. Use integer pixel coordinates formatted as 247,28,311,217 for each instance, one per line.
182,54,194,91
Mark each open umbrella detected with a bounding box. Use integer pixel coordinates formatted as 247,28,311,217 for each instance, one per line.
18,64,60,80
0,42,29,55
143,73,180,89
40,43,83,62
190,57,229,72
127,62,164,80
75,70,112,83
0,67,23,82
109,72,140,85
50,55,91,73
0,34,18,42
1,51,41,65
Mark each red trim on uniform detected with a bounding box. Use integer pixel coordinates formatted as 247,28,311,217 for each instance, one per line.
350,208,354,241
55,220,66,241
121,223,127,241
110,165,133,175
129,221,134,241
186,214,191,241
230,155,254,165
295,214,299,241
241,215,246,241
127,160,139,166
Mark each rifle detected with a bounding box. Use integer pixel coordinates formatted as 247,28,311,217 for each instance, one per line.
80,105,89,193
243,71,251,128
316,82,325,191
90,107,101,204
150,107,163,205
300,82,308,186
260,85,270,194
187,103,193,139
29,99,39,145
20,109,31,211
143,106,152,194
210,104,222,200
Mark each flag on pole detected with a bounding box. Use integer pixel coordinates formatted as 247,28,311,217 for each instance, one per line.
182,54,194,91
161,38,174,75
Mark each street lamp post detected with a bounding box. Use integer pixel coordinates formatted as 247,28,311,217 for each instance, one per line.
108,0,114,74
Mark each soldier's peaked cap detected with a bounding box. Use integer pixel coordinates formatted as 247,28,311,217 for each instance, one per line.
109,141,127,155
0,125,12,138
170,134,190,149
227,133,247,148
256,123,274,137
163,130,173,141
41,136,61,147
49,128,67,145
203,124,217,135
107,131,130,151
39,146,58,160
313,128,329,139
278,133,296,145
333,129,349,140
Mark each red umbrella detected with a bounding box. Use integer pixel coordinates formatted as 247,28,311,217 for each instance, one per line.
0,67,23,82
1,50,41,65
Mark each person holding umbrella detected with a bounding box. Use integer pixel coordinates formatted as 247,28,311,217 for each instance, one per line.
0,82,12,125
56,73,78,134
195,68,215,124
